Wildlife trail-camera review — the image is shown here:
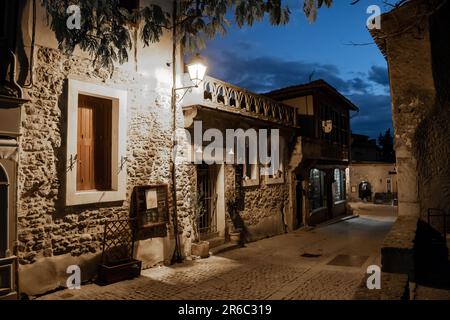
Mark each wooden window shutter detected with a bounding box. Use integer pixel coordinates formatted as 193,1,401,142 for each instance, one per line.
77,95,95,191
93,98,112,191
77,94,112,191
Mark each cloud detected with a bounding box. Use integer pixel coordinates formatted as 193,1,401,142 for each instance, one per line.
204,48,359,94
347,94,393,138
202,47,392,138
368,65,389,87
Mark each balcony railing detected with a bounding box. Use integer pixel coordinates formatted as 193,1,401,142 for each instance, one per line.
182,76,298,127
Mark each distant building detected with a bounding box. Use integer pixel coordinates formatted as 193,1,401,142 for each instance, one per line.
348,134,397,204
266,80,358,226
351,134,382,162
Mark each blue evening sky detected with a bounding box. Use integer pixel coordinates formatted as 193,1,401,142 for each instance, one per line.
200,0,395,139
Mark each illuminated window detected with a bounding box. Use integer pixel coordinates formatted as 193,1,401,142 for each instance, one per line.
309,169,327,210
333,169,346,203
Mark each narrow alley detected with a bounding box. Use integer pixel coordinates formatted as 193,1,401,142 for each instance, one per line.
40,206,396,300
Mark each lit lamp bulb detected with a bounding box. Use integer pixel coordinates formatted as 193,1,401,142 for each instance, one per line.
187,54,207,87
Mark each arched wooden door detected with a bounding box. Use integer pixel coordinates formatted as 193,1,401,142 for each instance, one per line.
0,165,7,259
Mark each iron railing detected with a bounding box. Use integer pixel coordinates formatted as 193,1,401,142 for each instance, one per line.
182,75,298,127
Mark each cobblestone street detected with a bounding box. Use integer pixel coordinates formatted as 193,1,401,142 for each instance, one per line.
39,206,396,300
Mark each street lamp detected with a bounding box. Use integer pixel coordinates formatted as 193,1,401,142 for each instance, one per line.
169,51,207,265
173,54,208,103
186,54,207,87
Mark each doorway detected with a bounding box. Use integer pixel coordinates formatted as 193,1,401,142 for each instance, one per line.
359,181,372,201
295,177,303,229
0,165,7,259
197,163,219,239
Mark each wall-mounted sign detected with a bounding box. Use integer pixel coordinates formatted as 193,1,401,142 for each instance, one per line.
132,185,169,230
322,120,333,134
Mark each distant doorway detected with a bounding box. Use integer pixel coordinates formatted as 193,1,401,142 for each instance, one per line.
358,181,372,201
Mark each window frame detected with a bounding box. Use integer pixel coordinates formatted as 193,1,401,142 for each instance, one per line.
66,79,127,206
309,168,327,211
242,141,260,187
264,135,285,185
333,168,346,204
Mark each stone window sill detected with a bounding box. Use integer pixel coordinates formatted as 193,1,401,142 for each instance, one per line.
67,190,126,206
265,177,285,185
242,178,260,187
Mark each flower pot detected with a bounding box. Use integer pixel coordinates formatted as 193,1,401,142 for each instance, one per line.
97,259,142,286
229,231,241,244
191,241,210,258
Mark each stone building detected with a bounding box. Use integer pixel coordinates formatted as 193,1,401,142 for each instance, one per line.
351,134,382,162
348,134,397,203
366,0,450,298
0,0,299,297
266,80,358,226
182,77,299,243
348,163,397,203
1,0,197,296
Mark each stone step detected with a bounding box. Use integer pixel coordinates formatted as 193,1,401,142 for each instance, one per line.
206,237,225,249
210,242,241,256
200,231,220,240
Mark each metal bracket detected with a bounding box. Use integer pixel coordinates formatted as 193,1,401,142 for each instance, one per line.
67,154,77,172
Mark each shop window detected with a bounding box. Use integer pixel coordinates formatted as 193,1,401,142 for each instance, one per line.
309,169,327,210
333,169,346,203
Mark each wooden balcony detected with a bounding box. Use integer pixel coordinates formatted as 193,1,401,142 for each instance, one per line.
182,76,299,128
302,137,350,163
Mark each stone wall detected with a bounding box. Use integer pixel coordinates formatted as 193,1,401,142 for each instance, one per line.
380,1,437,218
380,0,450,226
368,1,450,294
223,164,288,242
15,4,196,293
415,1,450,231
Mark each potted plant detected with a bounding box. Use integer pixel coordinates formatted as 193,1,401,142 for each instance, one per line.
226,198,242,245
190,192,210,258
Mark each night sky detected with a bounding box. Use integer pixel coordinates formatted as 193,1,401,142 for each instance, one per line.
201,0,395,139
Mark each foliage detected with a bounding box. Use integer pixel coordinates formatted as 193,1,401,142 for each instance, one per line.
378,128,396,163
41,0,334,72
190,189,205,242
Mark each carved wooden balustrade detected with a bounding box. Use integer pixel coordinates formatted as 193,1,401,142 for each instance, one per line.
182,76,298,127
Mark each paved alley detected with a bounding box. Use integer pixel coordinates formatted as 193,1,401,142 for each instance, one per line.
39,206,397,300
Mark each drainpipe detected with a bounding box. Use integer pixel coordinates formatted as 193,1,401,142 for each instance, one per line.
170,0,182,264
